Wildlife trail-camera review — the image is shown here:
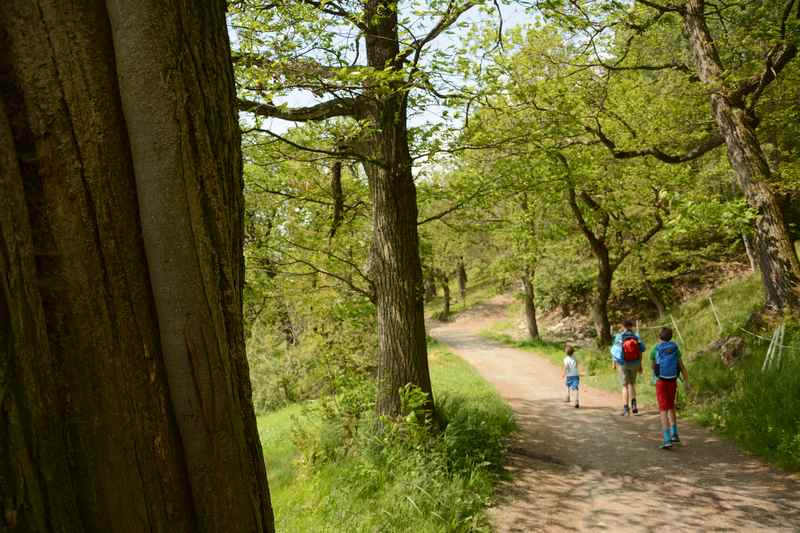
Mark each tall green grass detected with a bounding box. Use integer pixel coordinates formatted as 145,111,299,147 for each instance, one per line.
258,342,516,532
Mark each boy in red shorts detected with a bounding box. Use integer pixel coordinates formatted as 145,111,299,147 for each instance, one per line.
651,327,690,449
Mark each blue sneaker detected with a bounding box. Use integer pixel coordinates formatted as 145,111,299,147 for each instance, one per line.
671,434,681,443
660,441,673,450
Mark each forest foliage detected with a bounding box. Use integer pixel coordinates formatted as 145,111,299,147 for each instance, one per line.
230,0,800,524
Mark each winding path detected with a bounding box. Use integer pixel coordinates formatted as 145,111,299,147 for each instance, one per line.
429,298,800,532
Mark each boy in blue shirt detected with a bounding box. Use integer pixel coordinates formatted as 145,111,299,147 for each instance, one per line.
651,327,690,449
611,319,645,416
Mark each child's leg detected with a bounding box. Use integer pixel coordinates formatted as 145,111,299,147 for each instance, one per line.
668,408,679,439
659,410,670,431
656,379,672,447
659,409,672,446
574,386,580,406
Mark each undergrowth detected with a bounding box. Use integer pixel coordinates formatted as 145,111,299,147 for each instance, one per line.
258,342,516,532
687,324,800,470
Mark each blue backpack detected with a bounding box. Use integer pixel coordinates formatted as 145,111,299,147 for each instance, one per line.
654,342,680,379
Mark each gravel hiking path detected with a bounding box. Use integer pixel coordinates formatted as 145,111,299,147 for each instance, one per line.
428,296,800,532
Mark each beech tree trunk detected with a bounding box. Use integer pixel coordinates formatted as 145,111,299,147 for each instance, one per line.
363,0,433,417
521,269,540,340
685,0,800,310
0,1,273,531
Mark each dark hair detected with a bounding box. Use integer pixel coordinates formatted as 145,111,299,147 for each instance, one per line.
659,327,673,341
565,344,575,355
623,319,634,329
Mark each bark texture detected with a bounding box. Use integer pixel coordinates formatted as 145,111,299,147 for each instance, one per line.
685,0,800,310
0,0,273,530
363,0,433,417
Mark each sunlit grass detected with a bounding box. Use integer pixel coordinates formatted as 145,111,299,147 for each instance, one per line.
258,341,515,532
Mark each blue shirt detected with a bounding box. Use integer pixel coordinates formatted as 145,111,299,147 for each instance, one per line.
610,331,645,364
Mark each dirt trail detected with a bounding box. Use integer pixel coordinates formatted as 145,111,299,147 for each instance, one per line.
429,296,800,532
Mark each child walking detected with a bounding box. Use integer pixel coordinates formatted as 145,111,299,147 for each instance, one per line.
651,327,690,449
562,345,580,408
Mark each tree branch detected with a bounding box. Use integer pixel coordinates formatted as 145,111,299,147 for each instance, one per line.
238,96,364,121
612,211,664,269
635,0,684,13
417,185,486,226
586,121,724,163
400,0,479,66
298,0,365,30
243,127,355,159
274,239,375,301
736,41,798,108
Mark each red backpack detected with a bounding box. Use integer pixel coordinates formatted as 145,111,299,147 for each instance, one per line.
621,333,641,362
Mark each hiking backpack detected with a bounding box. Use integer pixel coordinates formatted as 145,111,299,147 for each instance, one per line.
655,342,680,379
621,333,641,362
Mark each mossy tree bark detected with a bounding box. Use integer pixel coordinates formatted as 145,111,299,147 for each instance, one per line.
0,0,273,530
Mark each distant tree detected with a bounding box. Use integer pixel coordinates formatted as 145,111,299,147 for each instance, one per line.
0,1,272,530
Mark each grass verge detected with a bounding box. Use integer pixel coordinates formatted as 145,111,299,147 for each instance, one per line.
257,341,516,532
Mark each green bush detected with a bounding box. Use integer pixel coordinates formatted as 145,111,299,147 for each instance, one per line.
247,297,376,412
264,346,516,532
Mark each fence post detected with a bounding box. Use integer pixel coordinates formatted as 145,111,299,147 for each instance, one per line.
708,296,723,334
669,314,686,350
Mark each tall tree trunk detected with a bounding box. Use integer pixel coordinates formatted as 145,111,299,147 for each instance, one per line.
565,185,614,346
439,269,451,320
521,268,540,340
363,0,433,418
457,259,468,305
0,1,273,530
592,252,614,347
685,0,800,310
